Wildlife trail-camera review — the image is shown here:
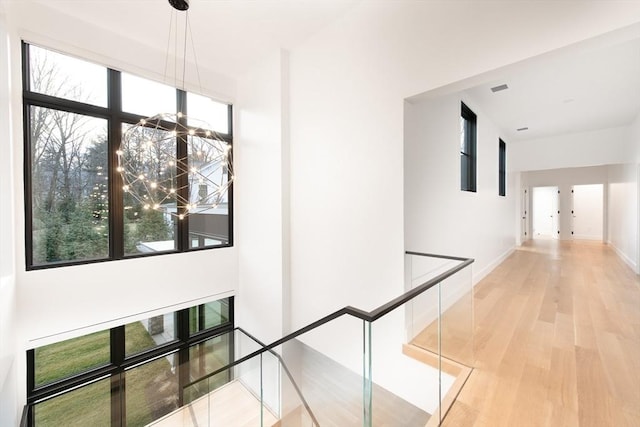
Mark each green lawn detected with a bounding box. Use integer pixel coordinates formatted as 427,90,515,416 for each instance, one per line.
35,330,110,387
35,321,175,427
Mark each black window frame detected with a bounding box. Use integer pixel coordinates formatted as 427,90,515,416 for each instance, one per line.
460,102,477,192
25,297,235,427
22,41,234,270
499,138,506,197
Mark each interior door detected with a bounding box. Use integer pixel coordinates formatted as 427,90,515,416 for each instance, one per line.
571,184,604,240
533,186,559,239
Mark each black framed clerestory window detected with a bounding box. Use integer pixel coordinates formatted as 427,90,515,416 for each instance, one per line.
460,102,477,192
22,42,233,270
499,138,506,196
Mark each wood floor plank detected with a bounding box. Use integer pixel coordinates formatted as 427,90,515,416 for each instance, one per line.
430,240,640,427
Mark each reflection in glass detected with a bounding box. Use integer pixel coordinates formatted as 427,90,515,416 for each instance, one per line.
189,300,230,335
126,354,179,426
187,135,231,248
186,92,229,134
125,313,176,357
188,333,230,401
34,376,110,427
121,73,176,117
29,107,109,265
121,123,176,255
29,44,108,107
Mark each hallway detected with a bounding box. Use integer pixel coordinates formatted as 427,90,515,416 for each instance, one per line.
442,240,640,427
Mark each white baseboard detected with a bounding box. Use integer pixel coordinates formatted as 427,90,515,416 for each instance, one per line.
573,234,602,241
608,241,639,275
472,247,515,286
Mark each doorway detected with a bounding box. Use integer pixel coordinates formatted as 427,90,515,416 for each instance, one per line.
571,184,604,241
532,186,559,239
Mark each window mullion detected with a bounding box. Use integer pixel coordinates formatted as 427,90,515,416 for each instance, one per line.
176,89,189,251
109,69,124,259
110,326,125,427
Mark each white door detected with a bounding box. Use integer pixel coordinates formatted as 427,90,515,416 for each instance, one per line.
533,186,559,239
571,184,604,240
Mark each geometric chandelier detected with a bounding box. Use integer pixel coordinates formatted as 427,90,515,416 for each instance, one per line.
116,0,233,221
117,113,232,220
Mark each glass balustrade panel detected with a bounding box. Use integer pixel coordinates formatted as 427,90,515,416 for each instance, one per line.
125,353,179,427
404,252,474,425
370,302,437,427
277,314,364,427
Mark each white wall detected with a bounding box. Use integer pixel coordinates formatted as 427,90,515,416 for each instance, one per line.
522,166,609,241
633,113,640,163
4,1,239,339
235,49,291,343
0,7,20,426
404,93,515,283
635,114,640,272
510,126,632,172
2,2,240,418
0,276,18,427
3,0,640,422
608,163,639,273
286,0,640,415
287,0,640,328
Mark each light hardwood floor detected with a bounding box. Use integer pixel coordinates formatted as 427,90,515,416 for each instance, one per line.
439,239,640,427
149,381,278,427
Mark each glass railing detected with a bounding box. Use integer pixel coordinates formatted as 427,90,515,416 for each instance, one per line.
21,251,473,427
172,251,473,427
404,252,475,425
160,328,318,427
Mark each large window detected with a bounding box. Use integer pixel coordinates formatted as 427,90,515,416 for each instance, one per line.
23,42,233,269
499,139,506,196
26,297,234,427
460,102,477,192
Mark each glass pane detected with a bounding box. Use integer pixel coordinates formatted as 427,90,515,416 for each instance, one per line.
121,123,177,255
187,135,231,248
278,315,364,426
122,73,176,117
126,354,179,426
125,312,176,357
35,331,110,388
189,333,230,394
34,376,110,427
189,299,230,335
29,107,109,265
28,44,107,107
187,92,229,134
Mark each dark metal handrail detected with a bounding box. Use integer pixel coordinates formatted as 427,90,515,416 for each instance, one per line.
183,252,474,389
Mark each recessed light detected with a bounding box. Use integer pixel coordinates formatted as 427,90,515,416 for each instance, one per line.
490,84,509,93
516,127,529,132
563,98,575,104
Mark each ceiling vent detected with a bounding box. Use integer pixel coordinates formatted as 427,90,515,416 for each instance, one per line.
516,127,529,132
490,84,509,93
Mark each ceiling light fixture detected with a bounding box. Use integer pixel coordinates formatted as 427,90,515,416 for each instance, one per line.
117,0,233,221
490,84,509,93
516,127,529,132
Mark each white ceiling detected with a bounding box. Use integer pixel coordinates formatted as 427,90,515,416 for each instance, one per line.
464,36,640,142
16,1,640,143
29,0,358,78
